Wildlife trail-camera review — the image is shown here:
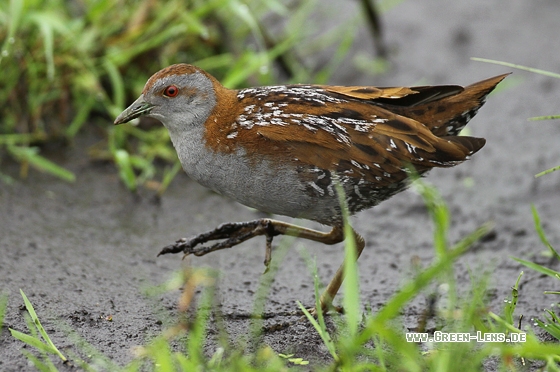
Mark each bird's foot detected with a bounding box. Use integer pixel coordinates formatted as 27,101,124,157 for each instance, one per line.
157,219,277,268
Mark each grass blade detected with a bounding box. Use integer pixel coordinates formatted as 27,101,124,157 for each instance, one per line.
113,149,137,191
151,337,174,372
157,160,182,196
471,57,560,79
103,58,125,109
0,0,24,64
534,317,560,341
10,329,57,355
18,290,67,361
529,115,560,121
334,182,360,338
20,349,58,372
511,257,559,278
504,271,523,327
0,133,48,145
297,301,338,361
531,205,559,259
488,312,527,335
65,95,96,138
535,165,560,178
296,259,338,361
7,146,76,182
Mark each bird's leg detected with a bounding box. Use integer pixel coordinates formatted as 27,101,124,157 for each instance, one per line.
157,218,344,259
158,219,365,313
263,228,274,271
317,229,365,313
158,219,274,257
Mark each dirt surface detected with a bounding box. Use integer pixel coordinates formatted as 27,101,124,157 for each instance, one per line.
2,1,560,370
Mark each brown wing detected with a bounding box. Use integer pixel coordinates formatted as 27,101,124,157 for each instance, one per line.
204,83,487,186
251,102,484,186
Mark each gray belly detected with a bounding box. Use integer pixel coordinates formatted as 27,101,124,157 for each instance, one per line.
179,147,342,223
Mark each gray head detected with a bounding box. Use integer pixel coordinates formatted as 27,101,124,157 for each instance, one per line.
114,64,217,133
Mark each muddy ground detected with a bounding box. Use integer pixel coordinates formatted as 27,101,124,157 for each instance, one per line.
1,1,560,370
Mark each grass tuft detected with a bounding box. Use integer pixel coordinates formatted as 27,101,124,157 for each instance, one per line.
9,289,67,370
0,0,371,188
513,206,560,343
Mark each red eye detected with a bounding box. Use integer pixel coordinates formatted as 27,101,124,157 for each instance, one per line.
163,85,179,97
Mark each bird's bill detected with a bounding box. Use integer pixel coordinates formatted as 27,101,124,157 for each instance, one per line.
114,95,154,125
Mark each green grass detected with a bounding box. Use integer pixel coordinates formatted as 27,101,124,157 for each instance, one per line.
0,0,378,189
513,206,560,342
9,290,67,371
6,178,560,371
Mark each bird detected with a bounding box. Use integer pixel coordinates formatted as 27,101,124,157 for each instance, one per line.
115,64,508,312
